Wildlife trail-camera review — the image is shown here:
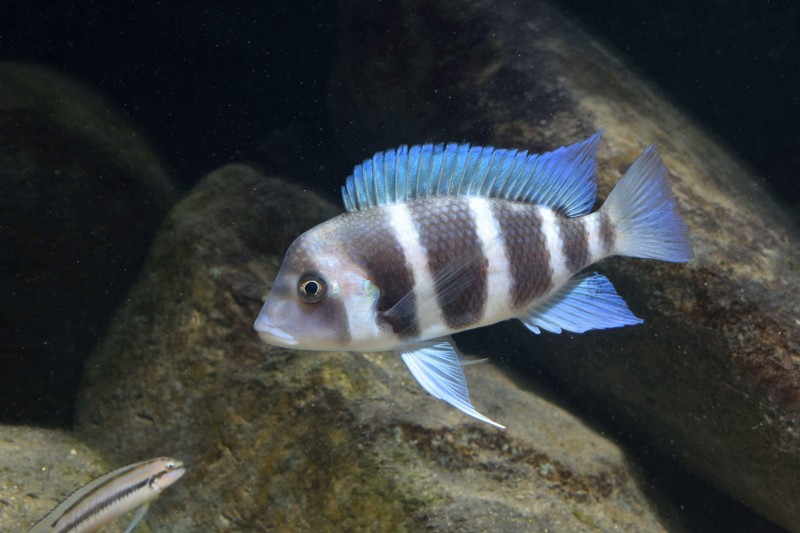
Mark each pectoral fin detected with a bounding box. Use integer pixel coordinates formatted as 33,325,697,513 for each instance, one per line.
400,340,505,429
123,502,150,533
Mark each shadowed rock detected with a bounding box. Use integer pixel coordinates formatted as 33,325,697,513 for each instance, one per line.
0,63,176,425
330,1,800,531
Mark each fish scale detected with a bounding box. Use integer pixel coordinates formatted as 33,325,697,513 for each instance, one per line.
255,132,693,428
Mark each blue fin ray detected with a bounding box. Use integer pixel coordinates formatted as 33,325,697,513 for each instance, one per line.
341,132,604,215
382,148,396,203
401,340,505,429
371,153,385,207
353,164,367,210
521,273,643,334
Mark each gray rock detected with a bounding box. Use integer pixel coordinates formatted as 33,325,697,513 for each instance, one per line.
329,0,800,531
0,63,177,424
76,164,686,532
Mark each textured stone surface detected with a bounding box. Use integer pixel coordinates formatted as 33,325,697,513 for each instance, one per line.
0,426,109,531
76,164,685,532
0,63,176,425
330,0,800,531
0,425,177,532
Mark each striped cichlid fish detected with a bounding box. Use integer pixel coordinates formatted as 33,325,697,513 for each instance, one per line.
29,457,185,533
254,132,692,428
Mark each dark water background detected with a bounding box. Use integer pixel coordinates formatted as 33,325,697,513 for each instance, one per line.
1,0,798,206
1,2,797,532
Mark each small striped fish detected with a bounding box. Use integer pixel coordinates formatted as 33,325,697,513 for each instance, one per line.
29,457,185,533
254,132,692,428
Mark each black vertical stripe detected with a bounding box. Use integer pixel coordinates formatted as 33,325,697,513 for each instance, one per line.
558,215,588,272
491,201,552,309
599,211,616,256
340,208,419,338
409,197,487,330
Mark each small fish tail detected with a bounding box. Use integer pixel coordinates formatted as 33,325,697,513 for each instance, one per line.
601,145,693,262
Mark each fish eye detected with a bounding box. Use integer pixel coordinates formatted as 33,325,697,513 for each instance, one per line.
298,273,327,304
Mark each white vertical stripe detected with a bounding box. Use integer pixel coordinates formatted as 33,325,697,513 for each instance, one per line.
467,197,511,324
385,203,446,338
582,212,604,263
338,272,382,351
538,206,569,283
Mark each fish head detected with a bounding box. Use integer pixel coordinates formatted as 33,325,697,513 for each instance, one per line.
254,225,380,351
150,458,186,494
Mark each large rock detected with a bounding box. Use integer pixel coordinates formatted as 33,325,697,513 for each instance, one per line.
0,63,176,424
329,0,800,531
76,164,690,531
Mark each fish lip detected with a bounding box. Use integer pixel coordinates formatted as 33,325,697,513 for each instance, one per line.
254,317,298,347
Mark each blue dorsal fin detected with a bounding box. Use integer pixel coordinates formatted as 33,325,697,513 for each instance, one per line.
341,131,603,216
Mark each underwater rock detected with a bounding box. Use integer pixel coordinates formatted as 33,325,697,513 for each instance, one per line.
330,1,800,531
76,164,685,531
0,425,111,531
0,63,176,425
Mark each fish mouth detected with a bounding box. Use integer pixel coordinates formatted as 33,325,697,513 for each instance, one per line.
154,464,186,492
254,317,298,347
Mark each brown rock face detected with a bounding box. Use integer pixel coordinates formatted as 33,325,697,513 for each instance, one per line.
330,0,800,530
0,63,176,424
76,165,687,531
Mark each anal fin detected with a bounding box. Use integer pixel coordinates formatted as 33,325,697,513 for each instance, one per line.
400,340,505,429
521,273,643,334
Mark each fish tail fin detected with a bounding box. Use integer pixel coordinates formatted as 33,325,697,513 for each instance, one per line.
601,145,693,262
